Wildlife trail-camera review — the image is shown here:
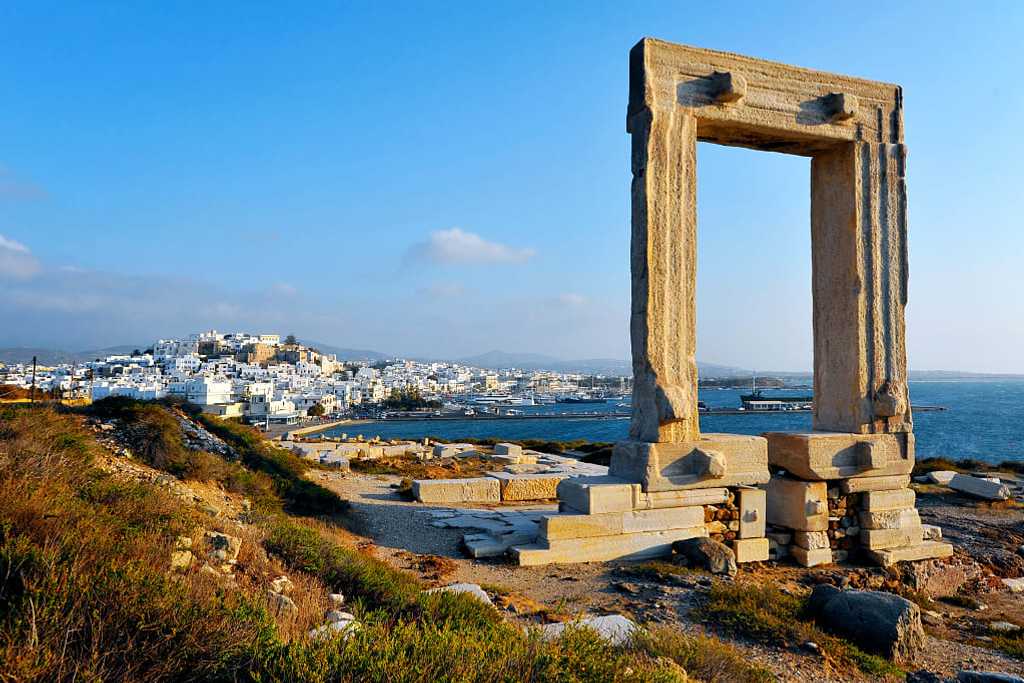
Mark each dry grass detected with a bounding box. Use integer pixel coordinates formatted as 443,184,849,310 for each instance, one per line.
696,581,905,680
0,406,784,683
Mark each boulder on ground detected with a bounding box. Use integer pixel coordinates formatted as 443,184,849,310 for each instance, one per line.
270,575,294,595
424,582,494,607
205,531,242,562
169,550,193,572
957,672,1024,683
807,584,924,664
671,537,737,576
927,470,957,485
540,614,637,646
949,474,1011,500
267,590,299,621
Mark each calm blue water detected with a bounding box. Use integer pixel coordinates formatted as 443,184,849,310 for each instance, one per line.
324,381,1024,463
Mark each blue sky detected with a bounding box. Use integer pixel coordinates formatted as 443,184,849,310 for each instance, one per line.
1,2,1022,372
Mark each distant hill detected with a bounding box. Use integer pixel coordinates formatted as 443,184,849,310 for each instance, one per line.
301,340,390,362
454,350,748,378
0,345,143,366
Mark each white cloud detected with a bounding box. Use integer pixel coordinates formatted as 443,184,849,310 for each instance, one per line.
407,228,535,265
271,282,298,295
0,233,41,279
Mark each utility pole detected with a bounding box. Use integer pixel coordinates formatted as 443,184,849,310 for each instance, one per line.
30,356,37,403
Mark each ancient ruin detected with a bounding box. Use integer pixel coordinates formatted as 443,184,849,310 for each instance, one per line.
510,38,953,567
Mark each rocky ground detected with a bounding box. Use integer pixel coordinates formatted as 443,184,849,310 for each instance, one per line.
317,468,1024,682
85,410,1024,682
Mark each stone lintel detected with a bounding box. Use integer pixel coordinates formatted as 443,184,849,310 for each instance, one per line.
765,431,914,481
609,434,768,493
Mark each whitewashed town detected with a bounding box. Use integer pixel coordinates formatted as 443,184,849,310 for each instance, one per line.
0,330,630,426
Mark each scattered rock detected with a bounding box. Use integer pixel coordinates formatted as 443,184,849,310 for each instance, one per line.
169,550,193,572
326,610,356,623
176,536,193,550
802,640,820,654
267,591,298,621
671,537,737,576
807,585,924,664
958,672,1024,683
328,593,345,607
922,610,943,627
270,575,294,595
540,614,637,646
990,621,1022,633
309,618,359,641
424,583,494,607
204,531,241,562
927,471,958,485
1002,578,1024,593
907,671,944,683
949,474,1011,501
613,581,642,595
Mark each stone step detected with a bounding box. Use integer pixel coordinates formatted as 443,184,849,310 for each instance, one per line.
861,524,925,550
866,541,953,567
511,526,707,566
791,546,833,567
540,506,704,542
412,477,500,504
556,476,639,514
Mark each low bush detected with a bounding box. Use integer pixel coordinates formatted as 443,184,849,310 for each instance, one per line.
696,582,904,679
0,407,795,682
197,416,347,517
0,407,278,682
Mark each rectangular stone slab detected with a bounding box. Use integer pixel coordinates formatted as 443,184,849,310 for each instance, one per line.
512,526,707,566
862,524,924,550
412,477,500,504
867,541,953,567
609,435,768,493
488,472,565,501
949,474,1012,500
634,487,729,510
860,508,921,530
557,476,639,514
862,488,916,512
840,474,912,494
540,507,705,542
737,487,766,539
766,477,829,531
765,432,913,481
794,531,831,550
733,537,769,563
790,546,833,567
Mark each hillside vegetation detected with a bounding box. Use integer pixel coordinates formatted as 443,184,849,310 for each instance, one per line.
0,403,773,682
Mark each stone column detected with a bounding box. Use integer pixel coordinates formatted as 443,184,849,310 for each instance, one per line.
626,105,699,444
810,139,911,435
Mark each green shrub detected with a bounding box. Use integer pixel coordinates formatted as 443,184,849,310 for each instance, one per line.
197,417,346,517
697,582,903,679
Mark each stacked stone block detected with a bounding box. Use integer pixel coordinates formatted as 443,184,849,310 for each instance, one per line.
764,433,952,567
511,438,771,566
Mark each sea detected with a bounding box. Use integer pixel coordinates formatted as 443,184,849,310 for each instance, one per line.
322,381,1024,464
